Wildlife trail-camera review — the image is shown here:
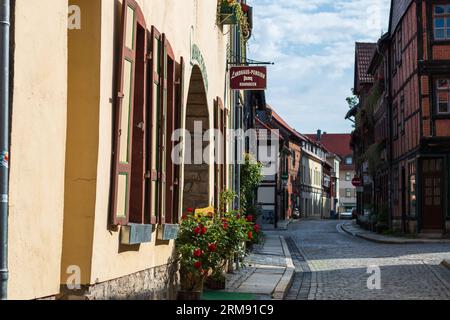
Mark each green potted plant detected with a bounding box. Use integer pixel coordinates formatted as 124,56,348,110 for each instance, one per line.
176,208,226,299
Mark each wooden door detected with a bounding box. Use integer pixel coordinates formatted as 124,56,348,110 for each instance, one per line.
421,158,445,230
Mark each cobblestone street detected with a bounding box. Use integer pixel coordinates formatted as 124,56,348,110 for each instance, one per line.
285,220,450,300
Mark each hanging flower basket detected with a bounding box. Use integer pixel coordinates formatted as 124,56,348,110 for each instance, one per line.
218,1,238,25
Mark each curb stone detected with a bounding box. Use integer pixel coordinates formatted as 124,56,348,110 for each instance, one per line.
442,260,450,271
272,236,295,300
340,222,450,244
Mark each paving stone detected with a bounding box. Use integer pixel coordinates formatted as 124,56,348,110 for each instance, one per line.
281,220,450,300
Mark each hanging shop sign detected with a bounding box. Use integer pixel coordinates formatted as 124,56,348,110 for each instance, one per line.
230,66,267,90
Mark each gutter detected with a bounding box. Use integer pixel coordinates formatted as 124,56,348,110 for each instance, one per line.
0,0,10,300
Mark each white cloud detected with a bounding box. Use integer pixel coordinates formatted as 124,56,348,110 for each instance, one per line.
248,0,391,133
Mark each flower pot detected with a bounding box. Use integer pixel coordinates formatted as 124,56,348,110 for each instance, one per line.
205,277,226,290
179,269,204,300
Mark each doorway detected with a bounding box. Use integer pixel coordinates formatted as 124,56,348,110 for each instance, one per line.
421,158,445,231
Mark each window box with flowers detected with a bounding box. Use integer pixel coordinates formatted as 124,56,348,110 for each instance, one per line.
217,0,252,40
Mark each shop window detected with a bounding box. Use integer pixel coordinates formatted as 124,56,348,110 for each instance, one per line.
434,5,450,40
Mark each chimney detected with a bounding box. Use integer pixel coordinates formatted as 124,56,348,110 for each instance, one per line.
317,129,322,141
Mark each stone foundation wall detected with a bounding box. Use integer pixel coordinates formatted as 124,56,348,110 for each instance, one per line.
60,263,179,300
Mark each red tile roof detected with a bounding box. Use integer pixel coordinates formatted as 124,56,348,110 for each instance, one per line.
355,42,377,85
255,117,283,140
304,133,352,158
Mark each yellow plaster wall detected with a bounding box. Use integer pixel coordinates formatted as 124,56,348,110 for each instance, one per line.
88,0,229,284
8,0,68,299
60,0,102,285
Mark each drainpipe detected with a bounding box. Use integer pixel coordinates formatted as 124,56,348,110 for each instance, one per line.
0,0,10,301
233,1,242,211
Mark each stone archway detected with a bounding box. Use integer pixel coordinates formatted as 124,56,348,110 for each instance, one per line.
182,65,210,211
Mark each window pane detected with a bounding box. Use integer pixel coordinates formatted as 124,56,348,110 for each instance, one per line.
439,102,448,113
116,173,128,218
125,6,135,50
119,59,133,164
436,28,445,39
438,92,449,102
435,18,445,28
435,5,445,15
447,5,450,13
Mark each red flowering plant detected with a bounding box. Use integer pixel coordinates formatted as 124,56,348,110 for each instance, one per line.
175,207,228,292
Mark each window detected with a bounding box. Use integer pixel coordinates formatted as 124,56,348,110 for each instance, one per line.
396,27,402,65
391,38,397,74
111,0,148,226
111,0,180,226
393,167,399,204
434,5,450,40
400,96,405,134
436,79,450,114
345,172,351,181
393,102,399,138
345,157,353,165
345,189,352,198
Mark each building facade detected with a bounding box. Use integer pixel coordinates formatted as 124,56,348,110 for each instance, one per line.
3,0,255,300
299,136,327,218
307,133,354,214
255,106,304,224
350,0,450,236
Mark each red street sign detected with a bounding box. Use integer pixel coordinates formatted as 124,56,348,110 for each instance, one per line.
352,177,362,187
230,66,267,90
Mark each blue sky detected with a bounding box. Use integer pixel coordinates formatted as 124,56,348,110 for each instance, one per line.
248,0,391,134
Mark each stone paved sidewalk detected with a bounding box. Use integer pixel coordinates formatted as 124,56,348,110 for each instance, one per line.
223,233,294,300
340,220,450,244
261,219,293,231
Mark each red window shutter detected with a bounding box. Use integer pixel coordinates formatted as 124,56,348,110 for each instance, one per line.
148,26,162,225
164,36,176,224
214,99,219,209
111,0,146,226
172,57,185,223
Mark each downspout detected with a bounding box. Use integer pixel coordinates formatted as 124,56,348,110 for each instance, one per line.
233,1,242,210
0,0,10,301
